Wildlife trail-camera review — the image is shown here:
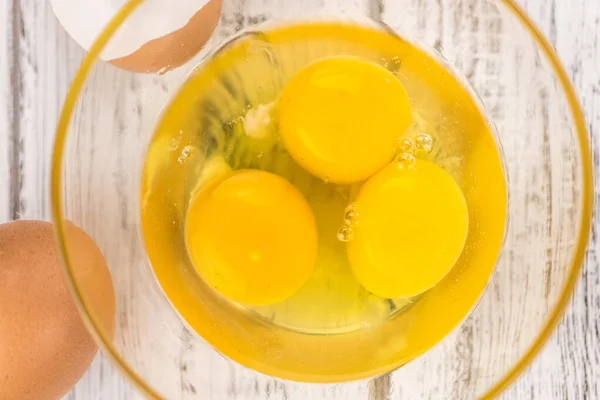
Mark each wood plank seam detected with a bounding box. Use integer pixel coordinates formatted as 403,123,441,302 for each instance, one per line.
8,0,23,219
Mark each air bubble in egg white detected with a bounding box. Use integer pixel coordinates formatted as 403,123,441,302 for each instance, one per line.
415,133,433,153
178,145,195,164
337,225,354,242
344,204,360,226
395,152,417,170
398,137,414,153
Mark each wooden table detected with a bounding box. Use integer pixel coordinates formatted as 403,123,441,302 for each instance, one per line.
0,0,598,398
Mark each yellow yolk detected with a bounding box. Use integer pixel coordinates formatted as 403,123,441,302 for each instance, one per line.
185,170,318,306
278,56,412,184
347,160,469,299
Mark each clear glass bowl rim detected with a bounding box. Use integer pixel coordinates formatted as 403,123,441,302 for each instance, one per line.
50,0,594,398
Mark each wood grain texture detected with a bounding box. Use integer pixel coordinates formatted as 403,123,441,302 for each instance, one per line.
0,0,10,223
503,0,600,399
0,0,597,399
1,1,142,400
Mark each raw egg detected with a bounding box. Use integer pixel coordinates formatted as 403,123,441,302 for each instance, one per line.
347,159,469,299
278,56,412,183
185,170,318,305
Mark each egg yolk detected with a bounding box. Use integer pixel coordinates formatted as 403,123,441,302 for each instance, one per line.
185,170,318,306
347,160,469,299
278,56,412,184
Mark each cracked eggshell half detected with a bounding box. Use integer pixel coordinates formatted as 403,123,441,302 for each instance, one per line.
51,0,222,73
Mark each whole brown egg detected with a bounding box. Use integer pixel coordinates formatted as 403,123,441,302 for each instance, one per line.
0,220,115,400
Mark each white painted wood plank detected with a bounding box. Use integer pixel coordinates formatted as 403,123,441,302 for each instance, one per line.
503,0,600,398
0,0,11,223
8,1,142,399
16,0,84,219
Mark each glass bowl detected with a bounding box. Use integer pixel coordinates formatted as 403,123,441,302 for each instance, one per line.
51,0,593,398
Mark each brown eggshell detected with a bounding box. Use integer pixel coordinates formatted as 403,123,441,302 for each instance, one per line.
0,220,115,400
109,0,222,73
